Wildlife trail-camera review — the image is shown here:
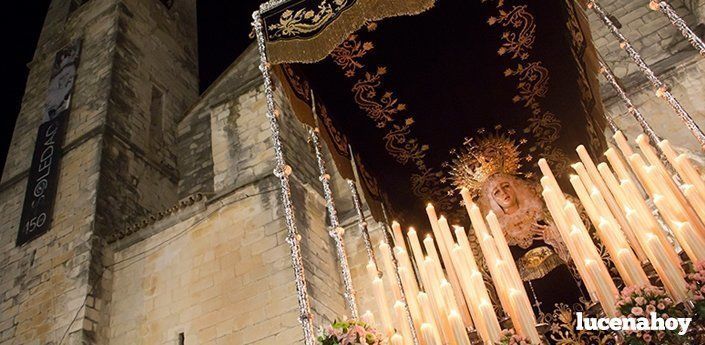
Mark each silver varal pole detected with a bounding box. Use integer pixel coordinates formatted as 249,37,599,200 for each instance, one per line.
308,125,360,319
649,1,705,57
588,0,705,149
598,60,678,175
380,204,421,345
347,179,379,267
251,10,316,345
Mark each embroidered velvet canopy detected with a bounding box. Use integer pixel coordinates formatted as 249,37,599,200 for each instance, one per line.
261,0,607,228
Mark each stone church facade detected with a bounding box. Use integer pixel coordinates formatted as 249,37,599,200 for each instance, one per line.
0,0,703,344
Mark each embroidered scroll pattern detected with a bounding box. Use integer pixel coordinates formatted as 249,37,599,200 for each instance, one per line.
488,5,536,60
351,67,406,128
329,28,457,211
489,2,568,176
266,0,351,40
318,104,350,156
330,34,374,77
282,64,312,104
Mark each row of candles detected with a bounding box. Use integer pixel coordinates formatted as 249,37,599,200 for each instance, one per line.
362,130,705,344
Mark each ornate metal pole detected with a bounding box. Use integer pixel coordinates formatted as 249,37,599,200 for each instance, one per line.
308,125,360,319
347,179,378,265
649,1,705,57
380,204,421,345
598,60,678,176
588,0,705,149
252,10,316,345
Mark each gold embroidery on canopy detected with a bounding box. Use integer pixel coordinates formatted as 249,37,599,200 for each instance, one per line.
504,62,550,114
383,119,428,165
318,104,350,156
262,0,436,64
488,2,568,176
526,111,561,149
331,34,374,77
329,32,458,211
350,66,407,128
488,5,536,60
282,64,311,103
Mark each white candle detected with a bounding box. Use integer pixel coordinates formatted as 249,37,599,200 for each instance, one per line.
453,226,479,272
367,260,379,280
448,309,471,345
417,292,437,329
619,179,682,269
573,159,641,260
380,241,403,301
362,310,376,326
449,243,501,345
394,301,413,345
420,323,441,345
584,259,618,317
486,211,523,286
423,235,445,282
598,219,649,287
673,152,705,199
423,257,453,343
390,333,404,345
435,214,473,327
507,289,540,343
596,162,648,261
659,139,705,198
392,221,405,248
440,279,460,314
372,277,394,336
616,247,650,287
407,227,431,290
644,234,688,302
674,221,705,262
397,266,422,333
605,147,633,181
613,131,635,159
478,301,501,344
683,184,705,226
394,246,414,272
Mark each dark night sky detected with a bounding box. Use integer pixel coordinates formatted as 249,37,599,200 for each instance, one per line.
1,0,262,177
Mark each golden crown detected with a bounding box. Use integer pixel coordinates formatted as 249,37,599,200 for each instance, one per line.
446,126,531,197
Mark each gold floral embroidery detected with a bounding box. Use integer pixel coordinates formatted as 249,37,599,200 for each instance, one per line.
329,32,457,210
383,119,429,165
488,5,536,60
351,66,407,128
355,153,382,199
504,62,550,115
282,64,311,102
410,167,455,210
330,34,374,77
266,0,351,40
489,1,567,175
525,111,561,149
318,104,350,156
539,301,616,344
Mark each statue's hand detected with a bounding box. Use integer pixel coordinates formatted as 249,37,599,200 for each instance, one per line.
530,222,548,240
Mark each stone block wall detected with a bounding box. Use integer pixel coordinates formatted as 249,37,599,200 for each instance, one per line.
95,0,199,236
107,177,304,344
0,1,118,343
587,0,705,153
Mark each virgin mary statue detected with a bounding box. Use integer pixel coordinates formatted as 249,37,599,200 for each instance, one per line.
449,129,584,314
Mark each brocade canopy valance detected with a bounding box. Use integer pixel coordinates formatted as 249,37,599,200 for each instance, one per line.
262,0,607,228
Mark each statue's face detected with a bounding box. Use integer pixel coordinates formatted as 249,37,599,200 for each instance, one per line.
489,176,518,211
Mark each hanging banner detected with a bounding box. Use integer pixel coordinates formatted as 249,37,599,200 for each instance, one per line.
17,41,81,246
